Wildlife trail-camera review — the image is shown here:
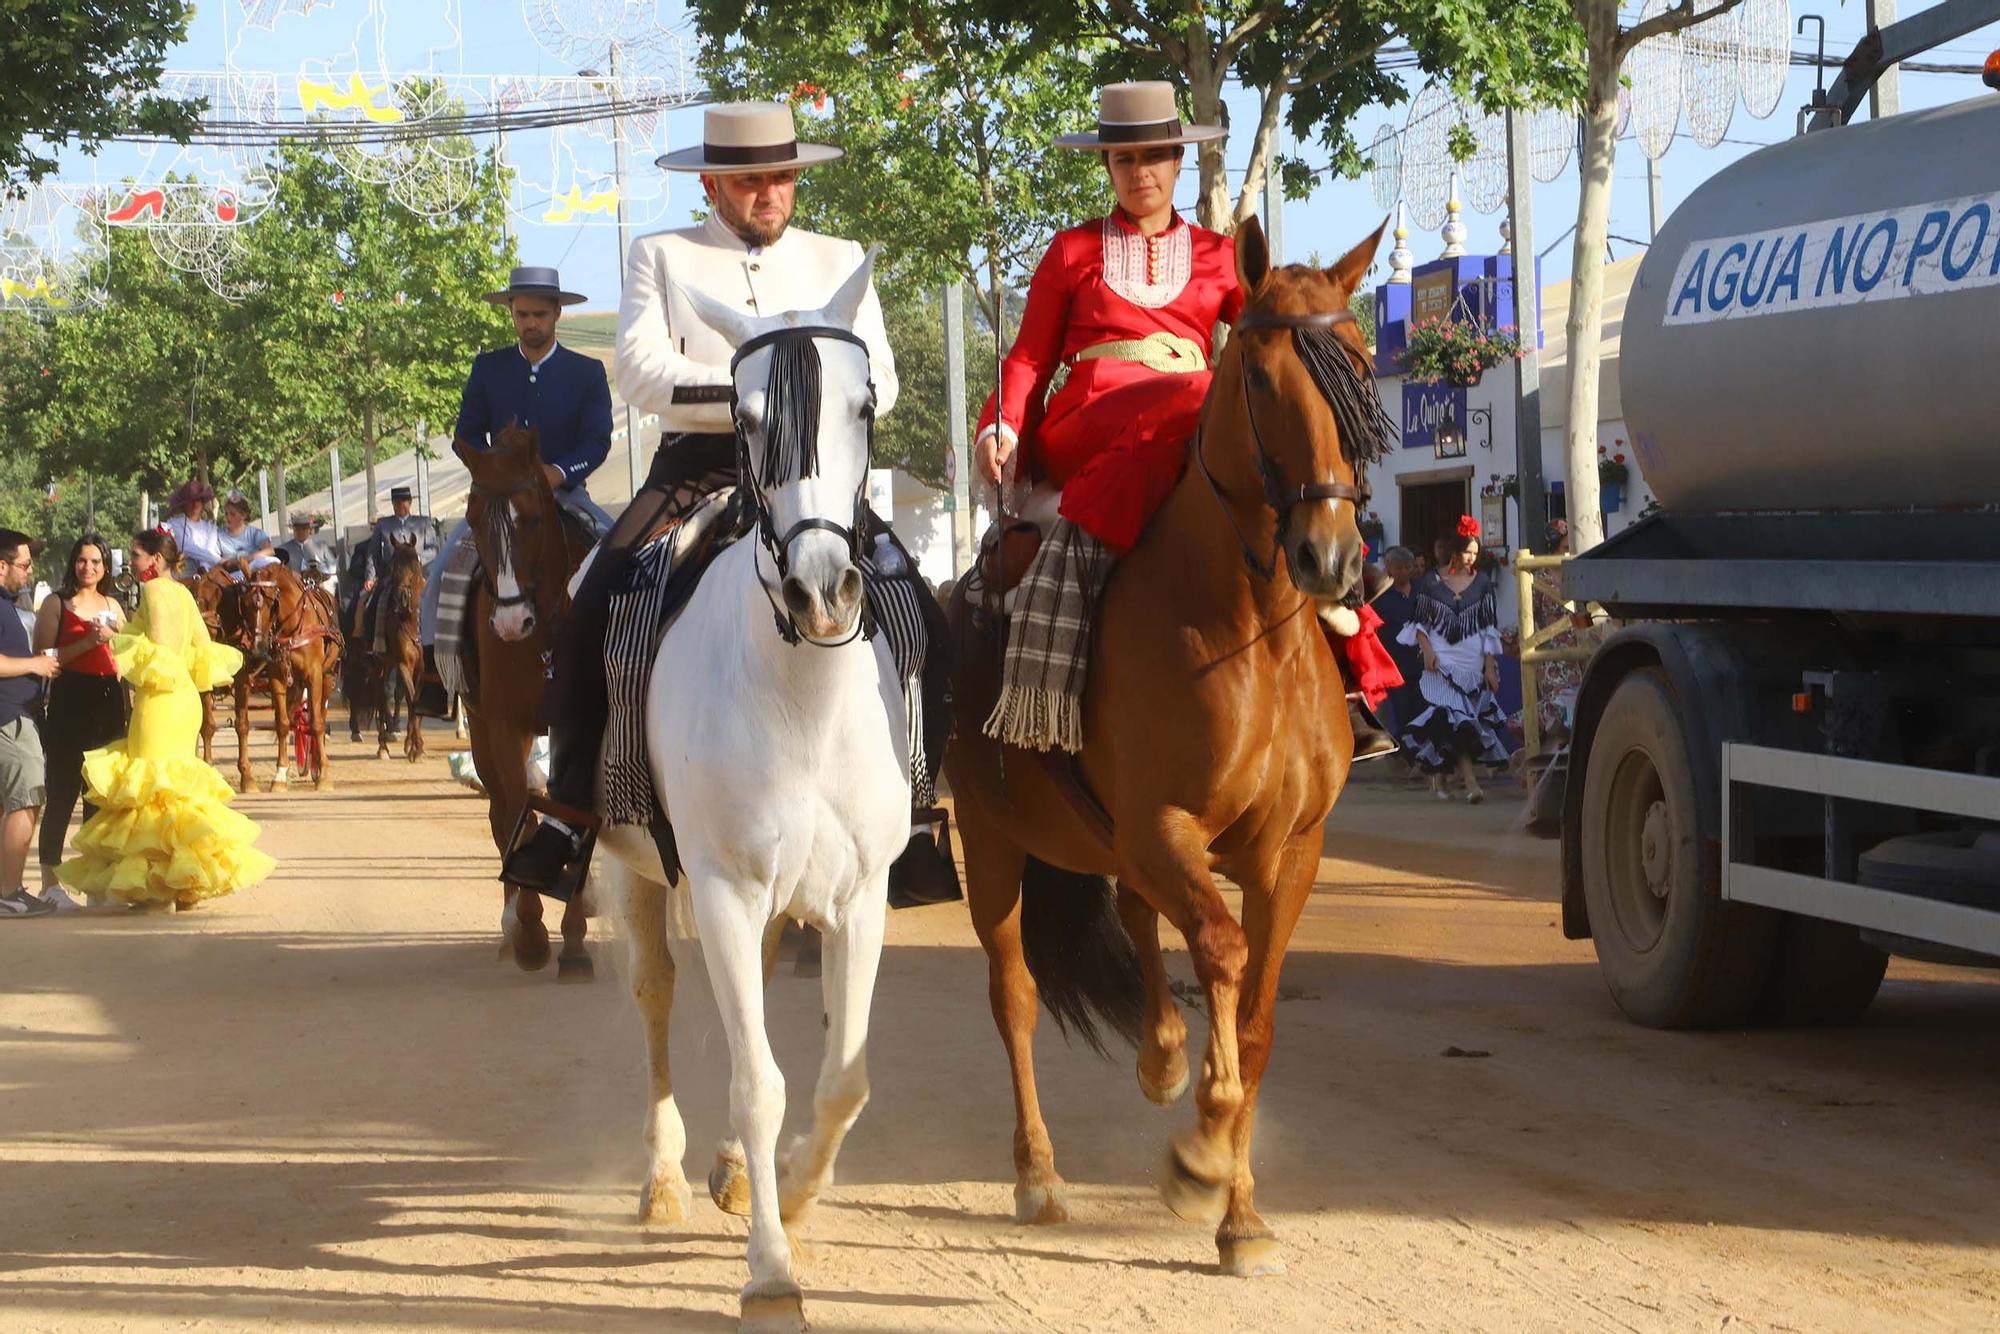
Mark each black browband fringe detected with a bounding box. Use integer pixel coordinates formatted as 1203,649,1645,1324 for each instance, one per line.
761,334,822,486
1293,326,1397,467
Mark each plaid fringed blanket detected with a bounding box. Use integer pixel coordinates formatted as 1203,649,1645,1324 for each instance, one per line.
434,537,480,704
983,518,1112,754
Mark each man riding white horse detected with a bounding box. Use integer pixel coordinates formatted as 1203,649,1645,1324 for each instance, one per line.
417,265,615,712
500,102,956,905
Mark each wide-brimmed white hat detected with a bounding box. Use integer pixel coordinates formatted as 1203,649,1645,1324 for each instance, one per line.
1054,81,1226,150
656,102,843,174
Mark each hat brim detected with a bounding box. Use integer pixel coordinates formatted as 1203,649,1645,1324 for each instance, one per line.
1053,124,1227,150
483,288,589,306
655,142,843,174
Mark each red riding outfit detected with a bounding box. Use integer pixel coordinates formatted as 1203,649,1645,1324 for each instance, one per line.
977,208,1400,704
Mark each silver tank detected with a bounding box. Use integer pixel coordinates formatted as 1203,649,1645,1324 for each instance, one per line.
1621,94,2000,512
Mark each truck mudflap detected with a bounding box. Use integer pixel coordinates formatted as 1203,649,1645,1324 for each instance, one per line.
1559,623,1781,940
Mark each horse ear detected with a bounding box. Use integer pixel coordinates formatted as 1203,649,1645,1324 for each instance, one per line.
1235,215,1270,293
678,282,757,356
822,244,879,331
1327,217,1390,297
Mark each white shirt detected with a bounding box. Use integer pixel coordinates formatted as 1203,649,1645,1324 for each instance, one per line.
616,213,899,435
522,342,558,373
166,514,224,574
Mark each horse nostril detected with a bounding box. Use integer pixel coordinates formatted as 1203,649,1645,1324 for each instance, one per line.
519,613,536,636
834,567,864,612
1294,542,1322,579
781,576,816,622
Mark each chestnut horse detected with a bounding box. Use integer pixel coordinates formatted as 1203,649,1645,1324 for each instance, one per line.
375,539,426,763
183,566,245,785
454,424,593,979
945,218,1390,1277
236,561,343,789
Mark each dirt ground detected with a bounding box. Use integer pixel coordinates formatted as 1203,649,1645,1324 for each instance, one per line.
4,718,1998,1333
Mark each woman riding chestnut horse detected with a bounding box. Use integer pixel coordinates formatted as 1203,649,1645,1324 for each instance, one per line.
975,80,1400,753
950,83,1399,1278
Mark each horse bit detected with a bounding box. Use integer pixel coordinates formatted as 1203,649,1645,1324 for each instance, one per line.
1196,307,1371,584
728,324,878,649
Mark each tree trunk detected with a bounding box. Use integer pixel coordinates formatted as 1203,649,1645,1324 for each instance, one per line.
1233,80,1290,231
274,454,289,526
363,396,380,522
1185,37,1232,232
1562,1,1620,555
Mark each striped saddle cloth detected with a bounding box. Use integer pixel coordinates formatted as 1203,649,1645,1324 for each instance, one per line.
599,489,936,829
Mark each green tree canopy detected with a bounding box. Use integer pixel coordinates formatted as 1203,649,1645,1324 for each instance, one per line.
2,0,203,187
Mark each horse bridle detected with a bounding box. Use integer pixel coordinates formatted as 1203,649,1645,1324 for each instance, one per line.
728,324,877,648
468,478,560,623
1196,307,1371,583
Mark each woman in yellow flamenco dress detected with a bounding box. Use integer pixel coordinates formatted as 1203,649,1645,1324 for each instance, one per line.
58,528,275,909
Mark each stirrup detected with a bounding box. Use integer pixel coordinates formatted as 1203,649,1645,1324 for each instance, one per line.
502,791,601,902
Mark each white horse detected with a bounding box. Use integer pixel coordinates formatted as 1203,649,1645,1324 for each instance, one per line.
595,253,912,1334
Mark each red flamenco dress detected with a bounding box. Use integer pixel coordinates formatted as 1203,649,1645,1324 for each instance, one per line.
976,208,1400,707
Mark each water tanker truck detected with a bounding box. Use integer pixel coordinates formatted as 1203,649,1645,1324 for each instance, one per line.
1559,3,2000,1026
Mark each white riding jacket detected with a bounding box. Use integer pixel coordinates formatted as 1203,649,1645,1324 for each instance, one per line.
615,214,899,437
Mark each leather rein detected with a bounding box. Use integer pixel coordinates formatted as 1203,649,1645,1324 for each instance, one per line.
1195,306,1370,583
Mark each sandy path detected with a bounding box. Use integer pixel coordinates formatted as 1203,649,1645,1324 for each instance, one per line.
3,723,1998,1333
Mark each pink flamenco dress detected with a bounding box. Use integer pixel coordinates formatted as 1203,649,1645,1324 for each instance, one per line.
57,575,275,907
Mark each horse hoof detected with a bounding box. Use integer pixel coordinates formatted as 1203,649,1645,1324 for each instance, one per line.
639,1174,693,1226
1013,1181,1070,1225
1139,1050,1190,1107
709,1152,752,1217
1218,1232,1286,1277
315,776,332,792
1159,1142,1230,1227
511,925,552,972
556,953,595,984
738,1282,805,1334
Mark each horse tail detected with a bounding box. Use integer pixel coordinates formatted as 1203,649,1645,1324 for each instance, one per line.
1018,857,1145,1058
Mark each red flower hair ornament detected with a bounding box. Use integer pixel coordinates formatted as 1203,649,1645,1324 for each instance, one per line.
1456,514,1482,540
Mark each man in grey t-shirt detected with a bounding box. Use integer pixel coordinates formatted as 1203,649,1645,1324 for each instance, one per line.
0,529,60,918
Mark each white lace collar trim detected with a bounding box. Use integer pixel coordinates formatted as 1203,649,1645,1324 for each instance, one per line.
1099,215,1192,309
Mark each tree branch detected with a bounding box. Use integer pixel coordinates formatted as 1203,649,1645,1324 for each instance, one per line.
1285,31,1390,93
1219,0,1292,58
1616,0,1752,57
1099,0,1187,65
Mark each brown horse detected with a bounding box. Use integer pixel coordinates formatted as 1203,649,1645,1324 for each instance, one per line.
375,538,426,763
453,424,594,980
236,561,343,789
183,566,248,785
944,217,1388,1277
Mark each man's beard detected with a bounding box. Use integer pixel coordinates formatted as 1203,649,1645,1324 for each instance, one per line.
715,191,790,248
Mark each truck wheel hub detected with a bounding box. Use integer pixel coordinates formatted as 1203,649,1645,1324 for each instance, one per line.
1641,801,1671,895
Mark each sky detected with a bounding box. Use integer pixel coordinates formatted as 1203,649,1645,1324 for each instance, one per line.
47,0,2000,310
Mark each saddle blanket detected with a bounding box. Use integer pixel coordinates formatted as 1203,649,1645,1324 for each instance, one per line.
434,538,481,704
600,487,935,829
982,517,1112,754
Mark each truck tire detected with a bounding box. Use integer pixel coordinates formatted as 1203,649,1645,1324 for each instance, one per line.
1579,669,1776,1027
1758,916,1888,1025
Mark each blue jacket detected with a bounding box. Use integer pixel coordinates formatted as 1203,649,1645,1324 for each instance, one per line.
455,343,614,487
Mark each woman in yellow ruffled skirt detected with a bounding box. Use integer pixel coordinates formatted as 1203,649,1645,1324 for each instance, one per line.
58,528,275,909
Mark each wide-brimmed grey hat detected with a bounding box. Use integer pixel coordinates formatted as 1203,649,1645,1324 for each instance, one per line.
483,265,587,307
656,102,843,174
1054,81,1226,150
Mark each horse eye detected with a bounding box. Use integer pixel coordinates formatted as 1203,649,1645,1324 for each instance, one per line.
1244,362,1273,394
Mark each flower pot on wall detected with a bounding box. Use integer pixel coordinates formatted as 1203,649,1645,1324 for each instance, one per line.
1600,481,1625,514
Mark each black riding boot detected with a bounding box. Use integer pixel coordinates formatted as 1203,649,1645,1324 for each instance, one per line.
1326,622,1397,762
500,727,598,898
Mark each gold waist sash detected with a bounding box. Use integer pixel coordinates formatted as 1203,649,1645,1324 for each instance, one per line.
1071,331,1207,374
1044,332,1207,408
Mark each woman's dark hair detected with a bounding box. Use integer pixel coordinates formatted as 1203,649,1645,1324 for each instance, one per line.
223,491,252,516
1099,144,1186,168
58,534,112,599
131,526,183,574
